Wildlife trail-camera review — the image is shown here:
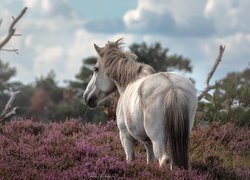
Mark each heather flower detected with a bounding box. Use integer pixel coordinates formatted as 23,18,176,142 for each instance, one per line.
0,119,248,179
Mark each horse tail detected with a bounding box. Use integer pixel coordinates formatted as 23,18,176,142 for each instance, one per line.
164,89,189,169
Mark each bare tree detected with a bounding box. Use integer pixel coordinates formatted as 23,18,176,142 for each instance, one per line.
0,90,20,122
0,7,27,54
198,45,226,101
0,7,27,122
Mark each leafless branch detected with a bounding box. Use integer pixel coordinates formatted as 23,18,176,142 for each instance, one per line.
0,7,27,50
13,33,22,36
0,90,20,122
198,45,226,101
1,48,19,54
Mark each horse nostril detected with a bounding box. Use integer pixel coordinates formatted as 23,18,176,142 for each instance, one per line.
88,96,96,103
86,96,97,107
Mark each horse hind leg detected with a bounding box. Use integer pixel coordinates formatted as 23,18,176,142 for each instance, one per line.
119,130,135,162
144,106,169,167
152,140,170,167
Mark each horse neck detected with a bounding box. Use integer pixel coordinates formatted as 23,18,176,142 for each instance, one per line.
112,78,132,94
113,69,152,95
104,59,155,94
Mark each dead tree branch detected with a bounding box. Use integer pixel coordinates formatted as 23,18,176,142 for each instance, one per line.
0,90,20,122
0,8,26,122
1,48,19,54
0,7,27,50
198,45,226,101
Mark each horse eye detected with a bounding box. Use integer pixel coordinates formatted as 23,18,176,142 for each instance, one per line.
93,67,99,72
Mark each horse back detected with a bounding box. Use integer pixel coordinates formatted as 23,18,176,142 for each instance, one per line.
138,72,197,108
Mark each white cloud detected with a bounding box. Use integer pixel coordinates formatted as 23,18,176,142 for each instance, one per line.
215,33,250,68
123,0,250,37
165,0,207,24
0,0,80,83
125,0,206,25
0,10,13,33
123,0,213,36
205,0,250,34
66,29,104,76
66,30,140,76
24,0,75,18
24,35,33,47
34,46,63,75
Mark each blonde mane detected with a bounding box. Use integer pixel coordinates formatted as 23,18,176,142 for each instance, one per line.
99,39,155,87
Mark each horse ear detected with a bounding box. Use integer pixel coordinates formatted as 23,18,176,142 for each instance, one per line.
94,43,102,56
115,38,123,47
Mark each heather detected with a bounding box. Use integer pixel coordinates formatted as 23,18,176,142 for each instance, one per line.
0,119,249,179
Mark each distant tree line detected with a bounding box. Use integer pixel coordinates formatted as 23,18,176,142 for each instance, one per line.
0,42,249,126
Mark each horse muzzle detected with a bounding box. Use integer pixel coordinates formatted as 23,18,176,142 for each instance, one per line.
84,95,98,108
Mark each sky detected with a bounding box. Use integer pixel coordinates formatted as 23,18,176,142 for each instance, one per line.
0,0,249,92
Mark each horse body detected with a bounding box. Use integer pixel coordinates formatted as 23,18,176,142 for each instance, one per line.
83,39,198,170
117,72,197,168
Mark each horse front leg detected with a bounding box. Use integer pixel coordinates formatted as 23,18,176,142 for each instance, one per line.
144,140,156,164
117,98,135,163
119,129,135,163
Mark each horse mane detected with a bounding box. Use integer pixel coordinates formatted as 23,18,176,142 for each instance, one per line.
99,39,155,87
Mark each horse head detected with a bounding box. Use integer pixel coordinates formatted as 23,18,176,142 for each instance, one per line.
83,43,117,108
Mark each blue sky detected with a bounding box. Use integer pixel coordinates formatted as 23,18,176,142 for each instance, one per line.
0,0,249,92
68,0,137,20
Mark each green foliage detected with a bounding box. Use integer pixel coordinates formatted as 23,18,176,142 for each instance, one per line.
30,71,105,123
36,71,64,104
13,84,34,117
130,42,192,72
0,59,16,92
0,59,105,123
197,68,250,126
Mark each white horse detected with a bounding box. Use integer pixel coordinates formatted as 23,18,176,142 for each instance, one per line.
83,39,198,170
